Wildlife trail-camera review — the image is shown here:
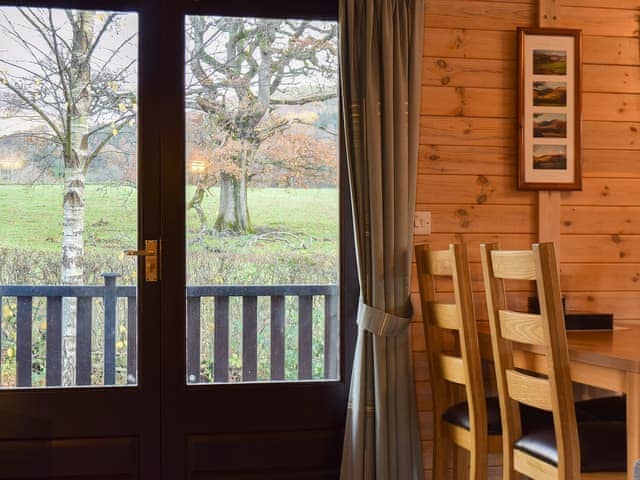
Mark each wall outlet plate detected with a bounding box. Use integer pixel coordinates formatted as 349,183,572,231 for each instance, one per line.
414,211,431,235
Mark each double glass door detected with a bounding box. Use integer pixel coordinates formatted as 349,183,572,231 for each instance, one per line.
0,1,353,478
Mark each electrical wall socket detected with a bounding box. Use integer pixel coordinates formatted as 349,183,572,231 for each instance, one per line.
414,211,431,235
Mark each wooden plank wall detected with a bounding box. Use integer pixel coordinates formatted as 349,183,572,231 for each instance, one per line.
413,0,640,478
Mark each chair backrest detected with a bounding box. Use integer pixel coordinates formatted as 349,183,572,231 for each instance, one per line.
414,243,488,445
479,242,579,478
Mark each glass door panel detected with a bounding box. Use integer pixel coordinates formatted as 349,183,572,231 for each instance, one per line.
184,15,339,384
0,7,139,388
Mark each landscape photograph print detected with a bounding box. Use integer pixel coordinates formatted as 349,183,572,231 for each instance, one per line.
533,81,567,106
533,49,567,75
532,144,567,170
533,113,567,138
518,27,581,190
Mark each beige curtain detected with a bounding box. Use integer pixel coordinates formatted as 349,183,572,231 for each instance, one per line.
339,0,424,478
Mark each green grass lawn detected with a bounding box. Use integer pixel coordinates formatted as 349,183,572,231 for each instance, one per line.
0,184,339,285
0,184,338,251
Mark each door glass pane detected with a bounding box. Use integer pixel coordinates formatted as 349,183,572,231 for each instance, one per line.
185,16,339,384
0,8,138,388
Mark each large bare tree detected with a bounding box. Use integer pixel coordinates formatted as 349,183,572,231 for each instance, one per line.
186,16,337,234
0,8,137,384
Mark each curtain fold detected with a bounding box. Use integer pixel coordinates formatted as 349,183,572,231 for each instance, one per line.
339,0,424,478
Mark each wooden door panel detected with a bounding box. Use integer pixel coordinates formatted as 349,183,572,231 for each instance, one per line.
0,437,138,479
188,429,341,477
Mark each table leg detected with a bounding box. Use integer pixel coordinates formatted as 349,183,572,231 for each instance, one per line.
626,372,640,480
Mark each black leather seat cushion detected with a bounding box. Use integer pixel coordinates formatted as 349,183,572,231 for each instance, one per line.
514,421,626,472
442,397,552,435
442,395,625,436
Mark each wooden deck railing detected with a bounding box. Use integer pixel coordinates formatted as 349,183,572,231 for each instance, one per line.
0,275,338,388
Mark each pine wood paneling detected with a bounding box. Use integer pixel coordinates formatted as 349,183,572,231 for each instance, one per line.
583,121,640,149
561,264,640,291
561,206,640,234
583,93,640,121
425,1,535,31
423,28,516,60
563,0,640,8
557,6,640,36
416,2,640,477
422,57,516,88
565,292,640,320
584,65,640,93
560,178,640,206
560,235,640,262
418,204,536,233
583,36,640,66
420,116,515,146
420,145,516,175
422,86,515,118
417,175,535,205
583,149,640,178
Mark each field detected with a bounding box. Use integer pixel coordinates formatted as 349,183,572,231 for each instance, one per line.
0,184,337,251
0,184,340,385
0,184,339,284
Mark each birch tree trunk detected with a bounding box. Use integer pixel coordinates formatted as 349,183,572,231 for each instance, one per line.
62,10,94,386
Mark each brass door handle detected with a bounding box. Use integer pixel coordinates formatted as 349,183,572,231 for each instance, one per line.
124,239,160,282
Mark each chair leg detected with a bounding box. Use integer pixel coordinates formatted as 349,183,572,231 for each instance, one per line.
453,446,470,480
468,445,487,480
501,452,524,480
433,419,452,480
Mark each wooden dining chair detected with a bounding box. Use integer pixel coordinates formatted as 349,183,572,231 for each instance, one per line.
415,243,501,479
480,242,626,479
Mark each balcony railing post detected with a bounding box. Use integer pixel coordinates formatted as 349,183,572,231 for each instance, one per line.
102,273,120,386
16,296,32,387
324,292,338,379
46,296,62,386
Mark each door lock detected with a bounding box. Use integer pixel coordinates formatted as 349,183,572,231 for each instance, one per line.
125,239,160,282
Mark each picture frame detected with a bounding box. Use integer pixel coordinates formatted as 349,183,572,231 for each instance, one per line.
517,27,582,190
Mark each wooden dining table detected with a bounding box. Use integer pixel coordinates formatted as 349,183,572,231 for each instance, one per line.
477,322,640,479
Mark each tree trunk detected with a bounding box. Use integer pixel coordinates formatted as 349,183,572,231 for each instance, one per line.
214,169,252,234
61,10,94,386
188,182,209,233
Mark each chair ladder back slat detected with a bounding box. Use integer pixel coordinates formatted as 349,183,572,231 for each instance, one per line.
438,353,466,385
499,310,546,346
427,250,453,276
505,368,552,411
491,250,536,280
429,302,459,330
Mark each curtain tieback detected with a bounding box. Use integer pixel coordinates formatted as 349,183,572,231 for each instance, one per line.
357,299,412,337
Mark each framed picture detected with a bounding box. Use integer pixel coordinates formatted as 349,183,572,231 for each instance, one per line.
517,27,582,190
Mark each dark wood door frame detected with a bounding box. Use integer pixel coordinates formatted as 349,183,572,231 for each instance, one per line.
158,1,357,478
